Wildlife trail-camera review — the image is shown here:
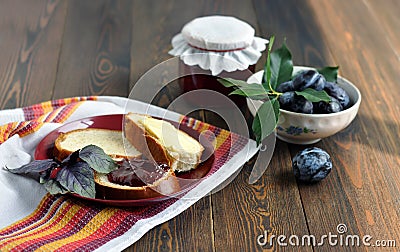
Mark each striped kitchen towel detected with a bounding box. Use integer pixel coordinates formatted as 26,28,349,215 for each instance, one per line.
0,96,258,252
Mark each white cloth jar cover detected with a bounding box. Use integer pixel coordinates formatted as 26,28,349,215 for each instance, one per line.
169,15,269,75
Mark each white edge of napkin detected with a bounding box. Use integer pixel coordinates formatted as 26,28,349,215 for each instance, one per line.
0,108,25,125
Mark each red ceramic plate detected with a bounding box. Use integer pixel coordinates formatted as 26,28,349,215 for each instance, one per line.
35,114,215,207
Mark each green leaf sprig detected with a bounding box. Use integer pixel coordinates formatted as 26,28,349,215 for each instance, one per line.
5,145,117,198
218,36,338,145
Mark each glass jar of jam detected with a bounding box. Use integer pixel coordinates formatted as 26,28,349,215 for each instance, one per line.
169,15,268,108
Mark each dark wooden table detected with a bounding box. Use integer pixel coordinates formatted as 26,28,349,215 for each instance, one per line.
1,0,399,251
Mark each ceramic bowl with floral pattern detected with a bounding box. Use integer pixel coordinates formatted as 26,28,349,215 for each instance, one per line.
247,66,362,144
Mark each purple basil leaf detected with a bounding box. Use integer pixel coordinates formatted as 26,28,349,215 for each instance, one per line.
6,159,58,174
79,145,117,173
61,149,80,165
43,179,69,195
56,161,95,198
39,169,51,180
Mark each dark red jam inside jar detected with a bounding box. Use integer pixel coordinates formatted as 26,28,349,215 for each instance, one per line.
178,63,255,108
107,159,170,187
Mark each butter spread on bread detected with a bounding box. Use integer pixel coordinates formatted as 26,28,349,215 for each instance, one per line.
124,113,204,172
54,128,141,161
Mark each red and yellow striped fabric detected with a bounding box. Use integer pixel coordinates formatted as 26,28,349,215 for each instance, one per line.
0,97,96,144
0,97,249,251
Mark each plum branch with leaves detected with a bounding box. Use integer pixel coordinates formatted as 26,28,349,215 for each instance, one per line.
218,36,338,145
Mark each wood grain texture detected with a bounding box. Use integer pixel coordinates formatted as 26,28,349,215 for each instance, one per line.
0,0,67,109
291,0,400,250
252,1,351,250
252,0,336,67
1,0,400,251
130,0,195,109
127,1,215,251
212,141,312,252
364,0,400,57
124,197,214,252
188,1,310,252
129,1,312,251
53,0,132,98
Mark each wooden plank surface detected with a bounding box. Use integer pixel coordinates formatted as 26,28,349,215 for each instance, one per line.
364,0,400,55
53,0,132,99
127,1,215,251
0,0,399,251
299,1,400,250
0,0,67,109
251,1,342,251
128,1,311,251
201,2,310,252
252,0,336,67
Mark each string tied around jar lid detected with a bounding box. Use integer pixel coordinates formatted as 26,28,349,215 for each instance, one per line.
186,43,247,53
